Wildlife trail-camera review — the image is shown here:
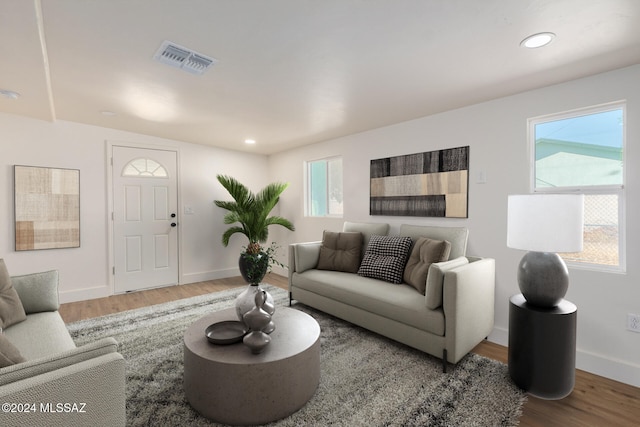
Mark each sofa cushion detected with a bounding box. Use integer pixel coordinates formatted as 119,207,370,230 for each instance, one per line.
343,222,390,259
0,334,26,368
399,224,468,260
425,256,469,309
358,235,412,284
292,269,445,336
317,231,363,273
0,259,27,329
403,238,451,294
3,312,76,360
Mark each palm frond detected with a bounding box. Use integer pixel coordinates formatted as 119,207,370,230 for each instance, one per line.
214,175,294,249
221,226,246,247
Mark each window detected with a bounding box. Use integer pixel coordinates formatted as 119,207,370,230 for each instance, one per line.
530,102,625,271
306,157,343,217
122,158,168,178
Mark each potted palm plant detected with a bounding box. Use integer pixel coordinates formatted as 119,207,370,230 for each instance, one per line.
214,175,295,324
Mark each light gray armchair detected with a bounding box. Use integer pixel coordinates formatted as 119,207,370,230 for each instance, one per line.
0,270,126,427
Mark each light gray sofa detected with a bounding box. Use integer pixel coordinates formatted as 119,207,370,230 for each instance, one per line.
288,222,495,372
0,269,126,427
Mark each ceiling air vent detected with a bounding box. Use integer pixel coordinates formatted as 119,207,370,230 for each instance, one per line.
153,40,217,75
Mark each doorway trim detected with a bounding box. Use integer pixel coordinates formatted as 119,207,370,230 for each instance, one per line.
106,140,182,294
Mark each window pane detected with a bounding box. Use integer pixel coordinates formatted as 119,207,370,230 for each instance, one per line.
307,157,343,217
309,161,327,216
534,109,623,189
328,158,343,215
122,158,168,178
561,194,619,266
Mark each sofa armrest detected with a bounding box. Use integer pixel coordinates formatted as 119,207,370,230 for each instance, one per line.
0,337,119,386
0,352,126,427
288,242,322,285
10,270,59,314
442,258,495,363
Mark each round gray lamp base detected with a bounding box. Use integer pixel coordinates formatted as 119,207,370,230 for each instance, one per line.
508,294,577,399
517,251,569,307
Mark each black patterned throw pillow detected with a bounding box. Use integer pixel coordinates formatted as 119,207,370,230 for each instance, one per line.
357,235,413,284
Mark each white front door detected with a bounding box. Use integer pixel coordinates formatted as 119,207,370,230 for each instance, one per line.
112,146,179,293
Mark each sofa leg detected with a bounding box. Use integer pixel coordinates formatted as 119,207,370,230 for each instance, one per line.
289,292,292,307
442,349,448,373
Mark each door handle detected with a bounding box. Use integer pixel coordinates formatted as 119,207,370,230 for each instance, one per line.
171,222,177,227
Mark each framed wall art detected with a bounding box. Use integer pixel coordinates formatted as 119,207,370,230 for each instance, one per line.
370,146,469,218
14,165,80,251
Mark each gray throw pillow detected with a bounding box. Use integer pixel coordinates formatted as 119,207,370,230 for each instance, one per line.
0,259,27,329
403,237,451,294
317,231,363,273
358,235,412,284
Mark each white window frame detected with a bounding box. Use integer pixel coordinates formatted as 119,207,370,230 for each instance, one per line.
304,156,343,218
528,101,626,273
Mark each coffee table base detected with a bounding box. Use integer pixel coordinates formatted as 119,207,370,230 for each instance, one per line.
184,307,320,425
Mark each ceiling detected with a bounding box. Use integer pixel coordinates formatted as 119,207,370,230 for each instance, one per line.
1,1,639,155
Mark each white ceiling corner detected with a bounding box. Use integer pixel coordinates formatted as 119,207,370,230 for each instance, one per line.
0,0,639,155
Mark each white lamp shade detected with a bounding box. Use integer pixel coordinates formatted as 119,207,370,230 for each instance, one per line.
507,194,584,253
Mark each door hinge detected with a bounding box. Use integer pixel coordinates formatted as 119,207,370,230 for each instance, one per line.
112,266,115,275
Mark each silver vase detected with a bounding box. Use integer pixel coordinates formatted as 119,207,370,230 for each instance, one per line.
235,284,275,329
242,290,272,354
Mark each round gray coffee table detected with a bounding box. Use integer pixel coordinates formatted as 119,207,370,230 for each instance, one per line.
183,306,320,425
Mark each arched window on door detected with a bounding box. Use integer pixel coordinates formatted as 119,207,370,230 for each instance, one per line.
122,158,168,178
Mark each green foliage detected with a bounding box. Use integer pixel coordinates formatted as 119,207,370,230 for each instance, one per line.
214,175,295,254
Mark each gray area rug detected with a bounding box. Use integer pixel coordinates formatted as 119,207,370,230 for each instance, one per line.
67,285,526,426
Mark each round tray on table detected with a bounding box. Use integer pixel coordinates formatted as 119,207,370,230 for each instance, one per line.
205,321,247,345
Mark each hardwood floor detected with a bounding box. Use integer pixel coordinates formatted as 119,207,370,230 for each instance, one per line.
59,273,639,427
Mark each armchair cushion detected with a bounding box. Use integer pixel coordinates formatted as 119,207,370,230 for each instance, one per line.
0,334,26,368
358,235,412,284
317,231,363,273
0,260,26,329
10,270,59,313
403,237,451,294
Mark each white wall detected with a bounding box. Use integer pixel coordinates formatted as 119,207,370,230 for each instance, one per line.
269,65,640,387
0,113,269,302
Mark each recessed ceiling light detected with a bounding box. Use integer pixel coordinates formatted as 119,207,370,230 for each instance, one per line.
0,89,20,99
520,32,556,49
245,139,256,145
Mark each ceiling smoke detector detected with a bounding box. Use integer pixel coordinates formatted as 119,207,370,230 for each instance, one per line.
154,40,217,75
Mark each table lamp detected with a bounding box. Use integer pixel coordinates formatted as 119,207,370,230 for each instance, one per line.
507,194,584,307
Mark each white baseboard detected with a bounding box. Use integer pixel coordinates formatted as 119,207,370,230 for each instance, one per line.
59,269,240,304
489,326,640,388
576,348,640,388
59,285,111,304
488,325,508,346
180,268,239,284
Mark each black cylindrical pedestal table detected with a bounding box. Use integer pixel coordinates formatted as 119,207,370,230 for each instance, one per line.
508,293,577,399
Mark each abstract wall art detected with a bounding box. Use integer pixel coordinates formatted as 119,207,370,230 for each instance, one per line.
370,146,469,218
14,165,80,250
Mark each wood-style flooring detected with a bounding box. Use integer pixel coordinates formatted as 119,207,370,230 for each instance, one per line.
59,273,640,427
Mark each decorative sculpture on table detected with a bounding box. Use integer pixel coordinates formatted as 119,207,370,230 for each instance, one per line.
242,290,272,354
